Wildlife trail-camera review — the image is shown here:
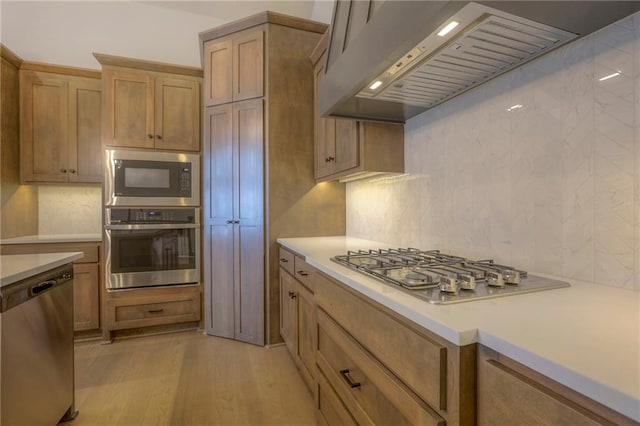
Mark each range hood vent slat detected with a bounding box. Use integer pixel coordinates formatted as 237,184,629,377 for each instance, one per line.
371,13,577,111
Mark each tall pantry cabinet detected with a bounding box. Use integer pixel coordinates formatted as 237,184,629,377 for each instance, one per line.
200,12,346,346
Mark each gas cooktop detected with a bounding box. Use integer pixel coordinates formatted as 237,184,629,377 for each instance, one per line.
331,248,569,305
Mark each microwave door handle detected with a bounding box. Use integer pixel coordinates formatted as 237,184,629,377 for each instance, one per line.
104,223,199,230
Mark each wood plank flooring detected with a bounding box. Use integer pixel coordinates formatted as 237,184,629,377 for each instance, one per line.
73,331,316,425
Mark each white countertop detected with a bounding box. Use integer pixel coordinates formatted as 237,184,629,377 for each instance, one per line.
278,236,640,422
0,233,102,244
0,252,84,287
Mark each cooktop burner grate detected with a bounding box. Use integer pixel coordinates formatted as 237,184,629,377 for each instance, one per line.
331,248,569,304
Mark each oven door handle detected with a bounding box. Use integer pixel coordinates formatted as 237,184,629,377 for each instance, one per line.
105,224,200,230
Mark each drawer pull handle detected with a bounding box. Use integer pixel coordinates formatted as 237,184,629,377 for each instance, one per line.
280,258,289,263
148,308,165,314
339,369,361,388
297,270,308,277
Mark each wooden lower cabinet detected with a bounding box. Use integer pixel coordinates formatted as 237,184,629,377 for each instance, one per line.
279,250,316,392
478,345,639,426
105,285,201,332
317,309,444,426
72,262,100,331
278,244,474,425
0,241,101,333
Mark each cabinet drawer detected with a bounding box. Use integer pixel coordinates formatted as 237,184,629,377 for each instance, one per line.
294,255,313,291
278,247,294,275
316,366,357,426
107,292,200,330
317,309,444,426
314,271,447,411
478,346,629,426
0,242,100,263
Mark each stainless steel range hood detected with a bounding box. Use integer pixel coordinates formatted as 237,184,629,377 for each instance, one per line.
319,1,640,123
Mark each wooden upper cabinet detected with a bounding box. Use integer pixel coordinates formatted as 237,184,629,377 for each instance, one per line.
98,56,202,152
203,39,233,106
155,77,200,151
311,32,403,182
20,69,102,184
103,69,154,149
68,78,102,183
204,28,264,107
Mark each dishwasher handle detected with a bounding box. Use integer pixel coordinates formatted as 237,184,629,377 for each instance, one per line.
30,280,56,296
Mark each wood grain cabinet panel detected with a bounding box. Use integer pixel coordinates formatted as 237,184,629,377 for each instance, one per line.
107,292,200,330
20,70,101,184
478,345,638,426
203,28,264,107
102,68,200,151
311,32,403,182
73,262,100,331
203,99,264,346
154,77,200,151
317,309,444,426
279,265,315,392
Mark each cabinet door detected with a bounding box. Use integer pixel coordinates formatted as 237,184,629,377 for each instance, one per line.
73,263,100,331
233,99,264,345
232,30,264,102
154,77,200,151
204,104,235,338
279,271,296,356
334,119,359,173
68,77,102,183
20,71,69,183
314,58,336,179
295,280,316,390
203,39,233,106
103,69,154,148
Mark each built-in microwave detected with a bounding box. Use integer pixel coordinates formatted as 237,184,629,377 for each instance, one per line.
104,149,200,206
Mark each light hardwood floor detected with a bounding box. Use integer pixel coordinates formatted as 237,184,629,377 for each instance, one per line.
73,331,315,425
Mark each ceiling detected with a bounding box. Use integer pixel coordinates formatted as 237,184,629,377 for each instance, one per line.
142,1,319,23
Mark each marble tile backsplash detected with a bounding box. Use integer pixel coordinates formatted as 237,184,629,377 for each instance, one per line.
347,13,640,290
38,186,102,235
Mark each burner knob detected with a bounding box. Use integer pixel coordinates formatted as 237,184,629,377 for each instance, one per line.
459,275,476,291
487,271,505,287
439,276,458,294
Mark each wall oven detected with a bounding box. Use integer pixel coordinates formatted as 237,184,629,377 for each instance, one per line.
104,149,200,206
104,208,200,290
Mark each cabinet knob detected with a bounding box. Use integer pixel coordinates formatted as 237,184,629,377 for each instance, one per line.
297,270,309,277
147,134,154,139
288,291,297,299
234,220,240,224
226,220,233,224
328,156,335,162
156,134,162,140
60,168,67,173
69,169,76,174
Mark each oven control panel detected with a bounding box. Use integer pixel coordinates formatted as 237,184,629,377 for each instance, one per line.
107,208,198,224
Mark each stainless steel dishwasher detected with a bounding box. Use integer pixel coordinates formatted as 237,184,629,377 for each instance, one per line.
1,262,78,425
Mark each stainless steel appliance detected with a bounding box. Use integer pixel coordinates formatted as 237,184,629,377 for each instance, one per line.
104,149,200,207
320,1,640,122
1,263,77,424
332,248,569,304
104,207,200,289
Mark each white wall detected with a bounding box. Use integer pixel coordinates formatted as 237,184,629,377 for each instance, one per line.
0,1,221,69
347,13,640,290
311,0,334,24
